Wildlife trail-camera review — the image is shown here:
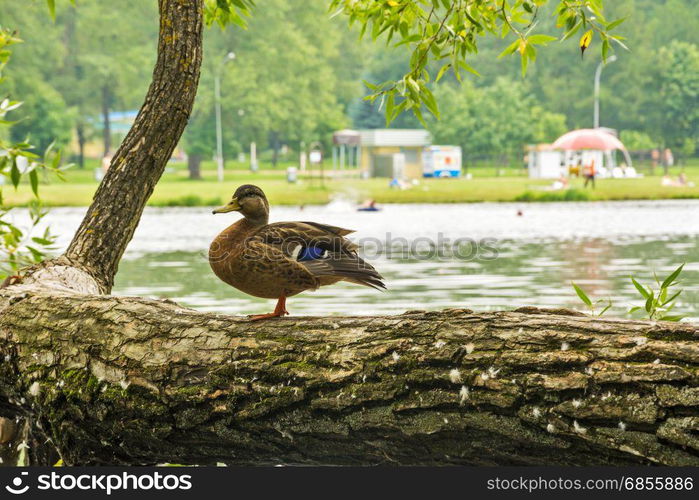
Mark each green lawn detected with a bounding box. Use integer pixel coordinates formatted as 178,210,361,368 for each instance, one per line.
4,160,699,207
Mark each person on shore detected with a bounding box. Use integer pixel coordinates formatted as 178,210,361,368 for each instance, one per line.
101,153,113,173
661,175,676,187
583,160,596,188
663,148,675,174
551,175,569,191
661,173,693,187
651,148,660,171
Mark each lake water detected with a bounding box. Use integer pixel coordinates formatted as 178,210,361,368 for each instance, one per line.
12,200,699,320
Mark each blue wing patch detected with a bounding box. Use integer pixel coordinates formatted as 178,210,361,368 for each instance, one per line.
297,246,326,262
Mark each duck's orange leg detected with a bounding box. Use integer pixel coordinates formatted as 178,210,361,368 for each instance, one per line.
249,295,289,321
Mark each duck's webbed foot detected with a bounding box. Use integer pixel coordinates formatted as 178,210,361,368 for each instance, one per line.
249,295,289,321
0,275,22,289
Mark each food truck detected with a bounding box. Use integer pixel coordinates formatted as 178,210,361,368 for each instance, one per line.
422,145,462,178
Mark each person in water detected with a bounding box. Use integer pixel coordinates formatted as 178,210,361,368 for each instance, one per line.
358,199,379,211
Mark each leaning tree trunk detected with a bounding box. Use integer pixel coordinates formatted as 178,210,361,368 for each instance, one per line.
61,0,203,293
0,0,205,463
0,294,698,466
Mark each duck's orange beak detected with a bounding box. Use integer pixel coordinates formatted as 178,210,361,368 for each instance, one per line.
212,198,241,214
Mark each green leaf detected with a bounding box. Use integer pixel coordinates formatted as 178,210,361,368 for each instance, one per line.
385,93,395,126
610,35,629,51
10,161,20,188
457,60,480,76
521,52,529,77
31,237,53,246
29,169,38,197
412,106,426,127
421,86,439,118
561,20,582,41
51,150,61,169
406,76,420,96
659,315,684,322
216,0,231,13
391,100,408,122
644,290,655,314
46,0,56,20
572,282,592,307
498,39,520,59
435,63,451,83
363,80,381,91
631,278,650,299
606,17,626,31
661,263,684,290
598,299,612,316
527,34,557,46
601,38,610,62
661,289,682,307
464,10,483,31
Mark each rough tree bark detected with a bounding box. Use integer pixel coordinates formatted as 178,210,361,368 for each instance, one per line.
1,0,698,467
0,294,698,466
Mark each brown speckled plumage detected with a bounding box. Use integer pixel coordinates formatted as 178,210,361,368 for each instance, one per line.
209,185,384,317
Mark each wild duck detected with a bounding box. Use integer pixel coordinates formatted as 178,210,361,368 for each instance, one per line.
209,185,385,320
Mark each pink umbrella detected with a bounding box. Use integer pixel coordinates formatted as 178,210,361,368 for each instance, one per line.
551,128,626,151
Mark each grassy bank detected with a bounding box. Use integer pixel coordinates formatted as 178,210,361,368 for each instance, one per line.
4,160,699,207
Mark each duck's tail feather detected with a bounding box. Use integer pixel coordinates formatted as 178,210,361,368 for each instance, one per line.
302,252,386,291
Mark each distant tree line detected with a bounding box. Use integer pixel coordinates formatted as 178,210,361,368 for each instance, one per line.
1,0,698,174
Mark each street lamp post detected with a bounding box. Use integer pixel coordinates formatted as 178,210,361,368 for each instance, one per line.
215,52,235,182
593,55,617,129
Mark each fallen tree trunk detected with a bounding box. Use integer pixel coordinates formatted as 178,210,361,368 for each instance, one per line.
1,287,698,466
